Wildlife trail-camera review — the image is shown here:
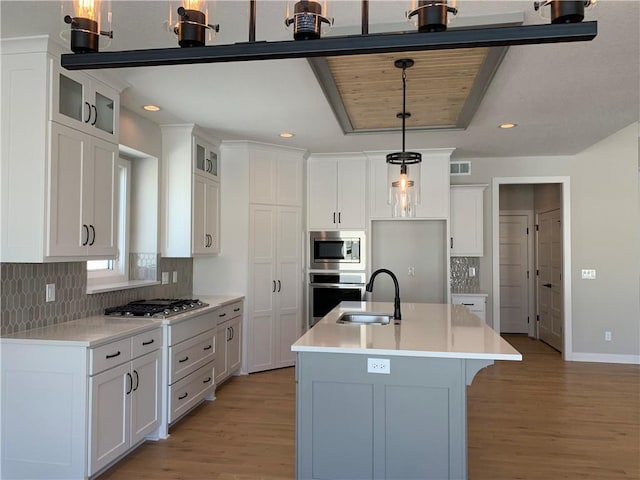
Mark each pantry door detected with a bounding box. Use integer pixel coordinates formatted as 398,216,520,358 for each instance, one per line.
537,209,563,351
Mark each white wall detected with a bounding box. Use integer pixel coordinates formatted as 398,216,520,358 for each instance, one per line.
453,122,640,357
500,184,534,211
119,107,162,160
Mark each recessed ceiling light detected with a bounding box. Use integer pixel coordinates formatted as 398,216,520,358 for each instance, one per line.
499,123,517,129
143,105,161,112
279,132,294,138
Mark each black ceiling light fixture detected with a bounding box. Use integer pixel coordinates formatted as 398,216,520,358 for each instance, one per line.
62,0,113,54
534,0,596,24
285,1,334,40
407,0,458,33
387,58,421,218
60,0,597,70
167,0,220,48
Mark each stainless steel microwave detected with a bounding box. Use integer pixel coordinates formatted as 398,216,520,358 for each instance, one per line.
309,231,365,271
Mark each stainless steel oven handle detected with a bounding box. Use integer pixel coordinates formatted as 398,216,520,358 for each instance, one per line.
309,283,365,288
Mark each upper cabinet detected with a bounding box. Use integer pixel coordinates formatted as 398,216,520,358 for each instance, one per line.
249,144,303,207
308,154,367,230
368,149,453,220
161,124,221,257
51,63,119,143
450,185,487,257
0,36,124,262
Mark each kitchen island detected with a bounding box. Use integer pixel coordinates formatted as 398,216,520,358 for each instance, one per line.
291,301,522,480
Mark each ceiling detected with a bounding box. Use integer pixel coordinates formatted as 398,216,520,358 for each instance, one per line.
1,1,638,159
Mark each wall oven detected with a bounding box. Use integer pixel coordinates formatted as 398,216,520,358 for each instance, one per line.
308,272,366,328
309,231,365,271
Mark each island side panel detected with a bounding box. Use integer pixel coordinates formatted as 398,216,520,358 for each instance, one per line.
295,352,468,480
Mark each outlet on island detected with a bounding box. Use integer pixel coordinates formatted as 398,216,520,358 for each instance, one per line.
161,272,169,285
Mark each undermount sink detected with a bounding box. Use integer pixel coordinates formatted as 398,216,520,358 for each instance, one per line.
336,313,392,325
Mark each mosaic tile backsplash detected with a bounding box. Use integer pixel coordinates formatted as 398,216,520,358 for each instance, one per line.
450,257,480,293
0,257,193,335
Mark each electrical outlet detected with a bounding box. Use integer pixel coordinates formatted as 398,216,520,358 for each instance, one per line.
45,283,55,302
581,269,596,280
172,271,178,283
367,358,390,374
605,331,612,341
468,267,476,277
161,272,169,285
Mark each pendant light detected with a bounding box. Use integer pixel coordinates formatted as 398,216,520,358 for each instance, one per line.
387,59,421,218
62,0,113,53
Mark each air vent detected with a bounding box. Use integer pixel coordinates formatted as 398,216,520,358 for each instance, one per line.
450,161,471,176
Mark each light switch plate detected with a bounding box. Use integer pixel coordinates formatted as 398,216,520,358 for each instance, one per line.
581,269,596,280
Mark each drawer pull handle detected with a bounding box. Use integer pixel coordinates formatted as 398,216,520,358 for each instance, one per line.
462,303,474,306
203,377,212,384
142,339,155,346
178,392,188,400
106,351,121,359
179,356,189,363
219,312,226,317
233,307,240,312
203,345,212,351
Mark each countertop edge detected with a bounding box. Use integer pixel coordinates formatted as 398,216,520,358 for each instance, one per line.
292,345,522,361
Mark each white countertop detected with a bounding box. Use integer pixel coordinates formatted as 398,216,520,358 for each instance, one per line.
451,292,488,297
1,295,244,347
292,302,522,361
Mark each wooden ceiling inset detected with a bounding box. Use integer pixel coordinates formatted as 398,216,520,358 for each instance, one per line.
310,46,506,133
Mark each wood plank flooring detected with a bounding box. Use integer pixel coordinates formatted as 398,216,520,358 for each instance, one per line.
99,336,639,480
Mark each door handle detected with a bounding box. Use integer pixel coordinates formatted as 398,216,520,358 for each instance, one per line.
133,370,139,391
91,104,98,126
543,283,553,288
277,280,281,292
126,372,133,395
272,280,276,292
338,212,341,223
333,212,336,224
84,102,91,123
89,225,95,246
82,224,89,246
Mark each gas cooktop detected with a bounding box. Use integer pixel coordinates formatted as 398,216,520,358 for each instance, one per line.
104,299,208,319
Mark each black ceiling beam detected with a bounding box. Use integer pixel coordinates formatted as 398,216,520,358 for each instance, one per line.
61,21,597,70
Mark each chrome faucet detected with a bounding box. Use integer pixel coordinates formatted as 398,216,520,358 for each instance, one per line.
365,268,401,320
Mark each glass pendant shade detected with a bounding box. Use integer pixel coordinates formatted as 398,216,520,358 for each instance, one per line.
62,0,112,53
388,163,421,218
285,1,333,40
167,0,219,47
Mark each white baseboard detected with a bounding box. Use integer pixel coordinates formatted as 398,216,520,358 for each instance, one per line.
568,352,640,365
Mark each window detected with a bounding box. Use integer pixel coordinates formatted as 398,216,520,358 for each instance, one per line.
87,157,131,284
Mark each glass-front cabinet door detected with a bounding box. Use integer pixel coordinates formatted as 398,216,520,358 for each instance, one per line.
51,62,119,143
193,137,220,180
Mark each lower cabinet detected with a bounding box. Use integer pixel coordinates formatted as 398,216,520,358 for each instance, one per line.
88,349,161,476
0,326,162,480
215,301,243,385
451,294,487,323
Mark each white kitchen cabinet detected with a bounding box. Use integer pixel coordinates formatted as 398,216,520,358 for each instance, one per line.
0,36,124,263
192,176,220,255
450,185,486,257
307,154,366,230
215,301,243,385
249,143,304,207
88,332,162,476
48,122,118,258
451,294,487,323
368,149,453,220
248,205,302,372
51,62,119,143
161,124,221,257
0,323,161,480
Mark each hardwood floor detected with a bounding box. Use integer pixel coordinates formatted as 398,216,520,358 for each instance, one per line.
99,336,639,480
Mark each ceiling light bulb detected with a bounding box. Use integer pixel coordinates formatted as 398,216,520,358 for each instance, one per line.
143,105,161,112
499,123,517,129
279,132,294,138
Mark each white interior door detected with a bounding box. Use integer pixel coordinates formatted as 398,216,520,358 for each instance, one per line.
499,214,530,334
537,209,563,351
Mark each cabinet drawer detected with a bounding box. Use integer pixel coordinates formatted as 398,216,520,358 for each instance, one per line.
169,329,216,384
216,302,243,325
169,361,215,424
451,296,486,313
167,310,218,346
131,328,162,358
90,337,132,375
